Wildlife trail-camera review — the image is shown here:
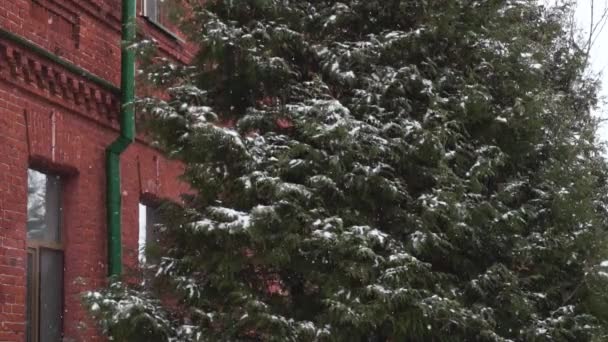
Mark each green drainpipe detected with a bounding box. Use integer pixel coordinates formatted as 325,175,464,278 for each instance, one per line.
107,0,136,277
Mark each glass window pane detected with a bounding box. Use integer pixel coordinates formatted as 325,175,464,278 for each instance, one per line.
39,249,63,342
138,203,148,264
146,205,158,245
139,203,159,264
159,0,172,25
145,0,159,22
27,169,61,243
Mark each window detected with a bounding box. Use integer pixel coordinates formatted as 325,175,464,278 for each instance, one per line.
26,169,64,342
142,0,185,42
138,202,158,265
143,0,173,29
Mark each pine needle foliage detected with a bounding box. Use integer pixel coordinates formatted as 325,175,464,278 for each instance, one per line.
85,0,608,341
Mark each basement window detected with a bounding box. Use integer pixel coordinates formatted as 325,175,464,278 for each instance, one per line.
26,169,64,342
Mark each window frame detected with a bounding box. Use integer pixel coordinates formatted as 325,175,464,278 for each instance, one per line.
26,169,65,342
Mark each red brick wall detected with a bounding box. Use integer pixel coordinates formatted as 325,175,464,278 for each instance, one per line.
1,0,195,85
0,0,195,340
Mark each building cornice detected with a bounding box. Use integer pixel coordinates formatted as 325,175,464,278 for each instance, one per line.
0,30,120,124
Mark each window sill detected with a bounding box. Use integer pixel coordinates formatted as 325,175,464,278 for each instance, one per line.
142,16,185,43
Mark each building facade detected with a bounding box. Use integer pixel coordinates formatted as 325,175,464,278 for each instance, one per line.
0,0,193,340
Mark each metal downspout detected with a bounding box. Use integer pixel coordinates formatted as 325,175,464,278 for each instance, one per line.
107,0,136,277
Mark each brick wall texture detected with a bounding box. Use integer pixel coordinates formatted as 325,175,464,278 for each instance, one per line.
0,0,195,340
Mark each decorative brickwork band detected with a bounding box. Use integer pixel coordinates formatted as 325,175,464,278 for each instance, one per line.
0,34,119,124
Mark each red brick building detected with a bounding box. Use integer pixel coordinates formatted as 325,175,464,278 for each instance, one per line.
0,0,193,340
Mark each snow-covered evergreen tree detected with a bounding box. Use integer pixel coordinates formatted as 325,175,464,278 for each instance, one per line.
85,0,608,340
